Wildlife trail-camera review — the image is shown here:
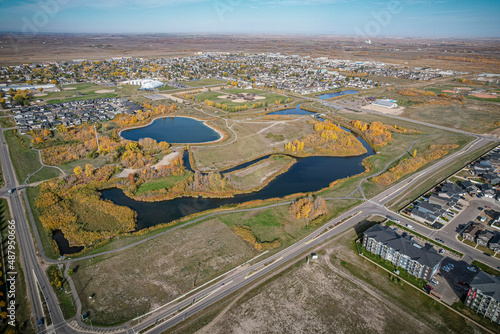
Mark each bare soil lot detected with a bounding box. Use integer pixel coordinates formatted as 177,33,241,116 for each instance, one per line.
70,219,257,326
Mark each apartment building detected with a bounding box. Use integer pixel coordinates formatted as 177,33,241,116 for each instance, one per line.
362,225,443,281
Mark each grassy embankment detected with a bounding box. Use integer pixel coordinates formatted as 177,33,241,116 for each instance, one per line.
46,264,76,319
135,173,193,195
0,199,34,333
4,129,60,183
0,116,15,128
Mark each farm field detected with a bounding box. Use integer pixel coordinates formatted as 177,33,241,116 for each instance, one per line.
184,78,225,87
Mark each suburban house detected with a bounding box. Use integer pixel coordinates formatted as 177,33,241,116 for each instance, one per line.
462,223,482,241
489,234,500,253
362,225,443,282
465,271,500,324
476,230,495,247
440,182,466,197
481,183,496,198
461,180,479,195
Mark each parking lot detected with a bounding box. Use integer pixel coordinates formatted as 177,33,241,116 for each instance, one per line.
430,257,478,305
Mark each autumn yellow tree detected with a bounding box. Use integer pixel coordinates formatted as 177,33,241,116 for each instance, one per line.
412,149,417,157
73,166,83,176
84,164,94,178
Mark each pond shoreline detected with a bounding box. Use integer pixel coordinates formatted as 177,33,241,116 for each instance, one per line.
118,115,227,145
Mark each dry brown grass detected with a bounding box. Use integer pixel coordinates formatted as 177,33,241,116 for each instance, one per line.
70,219,257,326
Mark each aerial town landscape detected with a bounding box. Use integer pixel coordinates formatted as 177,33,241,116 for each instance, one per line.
0,1,499,333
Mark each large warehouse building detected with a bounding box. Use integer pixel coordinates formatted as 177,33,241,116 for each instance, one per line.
123,79,164,90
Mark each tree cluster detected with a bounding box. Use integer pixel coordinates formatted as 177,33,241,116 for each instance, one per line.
36,165,136,249
351,120,392,148
372,144,459,186
289,194,327,223
231,225,281,251
302,120,367,156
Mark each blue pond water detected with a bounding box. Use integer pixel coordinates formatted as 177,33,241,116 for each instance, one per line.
268,103,315,116
316,90,359,100
120,116,221,143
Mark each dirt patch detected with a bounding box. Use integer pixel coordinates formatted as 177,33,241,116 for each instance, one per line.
471,93,497,99
231,98,247,103
254,96,266,100
442,90,457,93
217,95,230,99
33,93,47,97
116,151,181,178
63,87,77,90
160,94,184,103
95,89,115,94
362,104,406,115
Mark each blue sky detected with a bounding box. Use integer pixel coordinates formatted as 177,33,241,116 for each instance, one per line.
0,0,498,37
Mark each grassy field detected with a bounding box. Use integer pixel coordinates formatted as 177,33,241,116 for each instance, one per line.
194,89,288,109
27,166,61,183
136,172,193,195
0,199,34,333
70,218,258,326
59,154,112,175
472,260,500,276
184,78,225,87
401,101,500,134
46,265,76,319
157,84,177,91
25,187,59,259
40,82,144,104
192,118,312,171
217,199,360,249
0,116,15,128
467,95,500,103
64,193,360,326
225,155,296,191
186,226,486,334
4,129,42,183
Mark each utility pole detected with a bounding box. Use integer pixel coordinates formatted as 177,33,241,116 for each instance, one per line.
94,125,100,152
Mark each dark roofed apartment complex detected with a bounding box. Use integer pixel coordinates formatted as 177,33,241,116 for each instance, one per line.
465,271,500,323
362,225,443,282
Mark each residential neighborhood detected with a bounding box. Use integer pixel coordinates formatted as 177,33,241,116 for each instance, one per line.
10,97,141,134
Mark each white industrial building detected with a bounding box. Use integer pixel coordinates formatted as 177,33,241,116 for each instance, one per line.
372,99,398,109
123,79,164,90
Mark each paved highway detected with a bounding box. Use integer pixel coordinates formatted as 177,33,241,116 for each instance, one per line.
0,110,498,333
